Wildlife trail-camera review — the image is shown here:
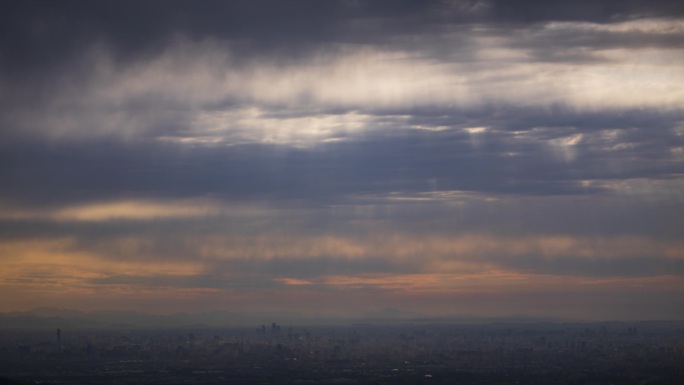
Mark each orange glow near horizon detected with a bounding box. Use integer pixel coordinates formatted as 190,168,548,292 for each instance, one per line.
2,231,683,319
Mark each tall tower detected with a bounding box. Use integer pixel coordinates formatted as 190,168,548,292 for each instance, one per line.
57,328,62,353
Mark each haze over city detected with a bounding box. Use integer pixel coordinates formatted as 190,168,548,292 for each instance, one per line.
1,0,684,322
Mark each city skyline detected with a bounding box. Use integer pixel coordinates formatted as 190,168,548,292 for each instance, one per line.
1,0,684,320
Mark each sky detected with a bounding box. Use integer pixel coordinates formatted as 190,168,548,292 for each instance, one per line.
1,0,684,321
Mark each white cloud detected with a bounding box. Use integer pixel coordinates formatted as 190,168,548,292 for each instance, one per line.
6,19,684,145
183,107,376,147
0,198,267,222
545,18,684,34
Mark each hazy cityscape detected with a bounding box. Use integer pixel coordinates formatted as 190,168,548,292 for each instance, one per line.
1,316,683,384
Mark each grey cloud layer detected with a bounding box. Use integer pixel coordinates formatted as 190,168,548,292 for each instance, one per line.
2,109,683,207
1,1,684,315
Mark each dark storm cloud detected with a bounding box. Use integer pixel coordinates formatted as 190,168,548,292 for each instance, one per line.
3,0,683,73
0,0,340,72
487,0,684,22
0,0,446,78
